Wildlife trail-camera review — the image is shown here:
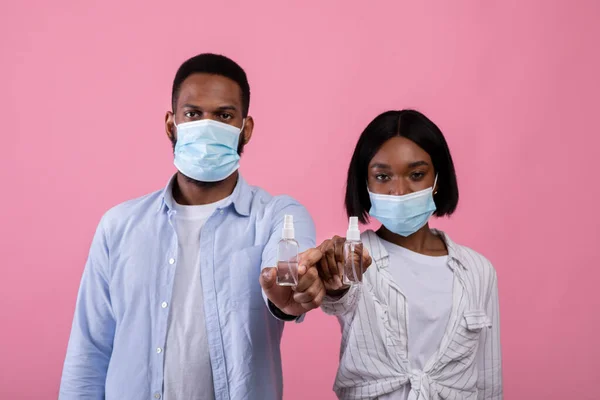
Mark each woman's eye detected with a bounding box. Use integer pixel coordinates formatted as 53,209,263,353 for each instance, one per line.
220,113,233,121
184,111,199,119
375,174,389,181
411,172,425,180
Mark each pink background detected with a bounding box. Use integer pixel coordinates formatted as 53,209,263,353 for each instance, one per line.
1,0,599,398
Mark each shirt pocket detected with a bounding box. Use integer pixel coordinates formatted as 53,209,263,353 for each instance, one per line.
229,245,265,310
449,309,492,360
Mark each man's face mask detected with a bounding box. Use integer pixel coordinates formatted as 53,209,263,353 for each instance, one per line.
172,118,245,182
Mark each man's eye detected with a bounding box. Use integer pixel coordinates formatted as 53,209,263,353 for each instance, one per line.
184,111,199,119
220,113,233,120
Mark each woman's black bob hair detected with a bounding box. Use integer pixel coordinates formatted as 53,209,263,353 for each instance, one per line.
345,109,459,224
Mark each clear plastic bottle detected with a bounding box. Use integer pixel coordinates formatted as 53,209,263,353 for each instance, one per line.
343,216,363,285
276,215,299,286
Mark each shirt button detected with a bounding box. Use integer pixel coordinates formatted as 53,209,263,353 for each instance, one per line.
161,302,168,309
154,393,161,399
219,209,224,214
156,347,162,354
168,258,175,265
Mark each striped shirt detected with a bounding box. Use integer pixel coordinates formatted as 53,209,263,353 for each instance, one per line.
321,230,502,400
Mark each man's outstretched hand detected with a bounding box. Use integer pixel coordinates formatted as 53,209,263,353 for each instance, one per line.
259,248,325,316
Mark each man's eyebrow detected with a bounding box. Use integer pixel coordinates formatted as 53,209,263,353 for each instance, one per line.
215,105,238,112
182,103,201,109
181,104,238,111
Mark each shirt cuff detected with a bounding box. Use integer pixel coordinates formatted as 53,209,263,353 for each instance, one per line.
267,300,304,323
321,284,361,315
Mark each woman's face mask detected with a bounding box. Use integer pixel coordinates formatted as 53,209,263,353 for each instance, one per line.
365,136,438,237
368,175,437,237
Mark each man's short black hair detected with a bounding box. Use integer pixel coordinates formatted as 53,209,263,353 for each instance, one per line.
345,109,459,224
171,53,250,117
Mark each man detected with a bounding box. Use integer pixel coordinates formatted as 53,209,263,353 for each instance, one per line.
59,53,324,400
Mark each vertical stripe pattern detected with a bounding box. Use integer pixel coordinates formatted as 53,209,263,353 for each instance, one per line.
321,230,503,400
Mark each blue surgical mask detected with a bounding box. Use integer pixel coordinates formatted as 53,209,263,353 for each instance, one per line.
368,175,438,237
173,118,244,182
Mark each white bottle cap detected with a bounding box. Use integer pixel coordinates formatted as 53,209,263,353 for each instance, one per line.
282,214,295,239
346,216,360,241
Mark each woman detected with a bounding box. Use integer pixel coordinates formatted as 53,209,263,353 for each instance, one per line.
317,110,502,399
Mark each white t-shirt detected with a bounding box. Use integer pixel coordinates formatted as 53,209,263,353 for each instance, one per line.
378,239,453,400
163,196,230,400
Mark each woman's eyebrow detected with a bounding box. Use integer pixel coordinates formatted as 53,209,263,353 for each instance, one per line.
370,163,391,169
408,161,429,168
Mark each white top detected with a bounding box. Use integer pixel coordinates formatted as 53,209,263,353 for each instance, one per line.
321,230,502,400
163,194,230,400
378,239,453,400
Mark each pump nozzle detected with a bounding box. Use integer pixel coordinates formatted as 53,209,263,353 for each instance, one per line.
346,216,360,241
282,215,295,239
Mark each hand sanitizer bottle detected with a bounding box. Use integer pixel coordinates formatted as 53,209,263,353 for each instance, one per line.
277,215,299,286
343,216,363,285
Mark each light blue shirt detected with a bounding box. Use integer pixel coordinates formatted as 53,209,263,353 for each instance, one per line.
59,175,316,400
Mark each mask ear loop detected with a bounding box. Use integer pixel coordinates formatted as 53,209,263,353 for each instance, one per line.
239,118,248,145
171,114,178,139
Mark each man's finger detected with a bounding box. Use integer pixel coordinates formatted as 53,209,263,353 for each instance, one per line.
259,267,277,290
302,285,326,311
293,277,324,306
294,266,319,293
298,263,307,277
259,267,290,310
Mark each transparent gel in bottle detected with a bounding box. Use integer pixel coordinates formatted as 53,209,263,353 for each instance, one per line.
343,216,364,285
276,215,299,286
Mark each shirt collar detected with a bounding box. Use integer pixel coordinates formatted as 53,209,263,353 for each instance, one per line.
156,173,252,217
366,229,469,271
431,229,469,270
